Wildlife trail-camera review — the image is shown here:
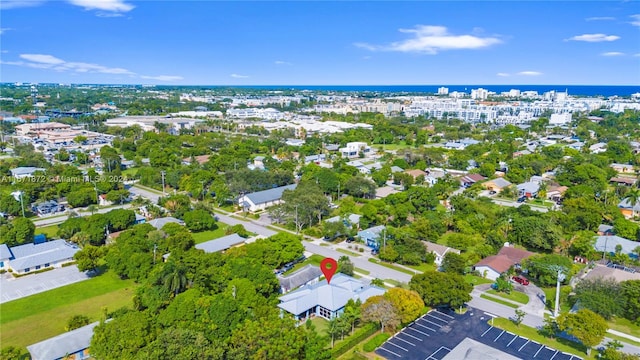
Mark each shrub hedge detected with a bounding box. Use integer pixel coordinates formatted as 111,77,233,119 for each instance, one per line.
363,332,390,352
331,322,379,357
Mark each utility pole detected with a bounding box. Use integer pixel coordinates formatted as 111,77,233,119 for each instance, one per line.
295,205,299,234
161,171,166,196
153,243,158,264
19,191,25,218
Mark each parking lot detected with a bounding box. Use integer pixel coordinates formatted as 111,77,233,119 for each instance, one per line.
376,307,582,360
0,265,89,303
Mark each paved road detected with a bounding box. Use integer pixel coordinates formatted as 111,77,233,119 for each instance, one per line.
303,241,413,283
213,212,277,238
490,199,550,213
0,265,89,303
33,204,132,227
128,184,163,204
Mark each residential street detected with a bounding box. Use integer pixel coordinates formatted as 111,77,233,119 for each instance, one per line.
33,204,132,227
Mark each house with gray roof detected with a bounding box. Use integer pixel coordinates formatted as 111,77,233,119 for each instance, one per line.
326,213,361,228
277,264,323,293
195,233,245,253
238,183,297,212
27,321,99,360
517,181,540,198
148,217,184,230
10,166,46,179
277,274,385,321
358,225,385,249
594,235,640,260
3,240,79,274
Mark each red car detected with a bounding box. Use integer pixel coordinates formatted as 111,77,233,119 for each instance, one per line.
512,275,529,285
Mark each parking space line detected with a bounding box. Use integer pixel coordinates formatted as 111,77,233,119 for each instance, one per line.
378,347,401,358
519,339,530,351
550,350,559,360
407,327,430,336
434,310,454,320
533,344,544,357
393,336,415,346
386,340,409,352
414,322,437,332
419,318,443,328
400,331,423,341
426,313,450,323
507,335,518,347
494,329,505,342
481,326,493,337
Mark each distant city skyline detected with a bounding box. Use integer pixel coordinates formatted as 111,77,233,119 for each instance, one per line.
1,1,639,85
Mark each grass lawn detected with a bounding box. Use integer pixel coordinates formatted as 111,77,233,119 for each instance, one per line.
406,263,437,273
34,224,59,238
284,254,325,275
310,317,329,334
464,274,494,286
491,317,593,358
0,271,136,350
354,267,370,275
336,248,361,257
368,258,415,275
486,289,529,304
191,226,229,244
542,286,572,313
121,168,138,178
384,279,402,287
608,317,640,339
480,294,519,309
605,331,640,347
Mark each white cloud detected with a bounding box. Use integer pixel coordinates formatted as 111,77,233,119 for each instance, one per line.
566,33,620,42
497,72,510,77
67,0,134,12
586,16,615,21
140,75,183,81
274,60,292,65
0,1,45,10
634,53,640,57
20,54,65,65
601,52,625,56
631,14,640,27
0,28,12,35
5,53,180,80
355,25,502,54
230,73,249,79
517,71,542,76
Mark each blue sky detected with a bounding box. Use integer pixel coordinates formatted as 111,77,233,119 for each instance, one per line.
1,0,639,85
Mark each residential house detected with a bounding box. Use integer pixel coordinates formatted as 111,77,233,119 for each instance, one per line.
546,185,568,202
195,233,246,253
594,235,640,259
304,154,326,164
325,214,361,229
98,194,112,206
10,167,46,179
482,178,512,193
277,264,323,293
425,168,446,186
27,321,100,360
611,163,635,174
589,142,607,154
423,242,461,266
134,213,146,224
285,139,305,147
339,142,371,158
357,225,385,249
238,184,297,212
405,169,427,180
251,156,266,170
182,154,211,166
581,264,640,283
277,274,385,321
148,217,184,230
517,182,540,198
610,177,637,186
474,245,534,280
460,173,486,188
443,141,466,150
1,240,80,274
618,198,640,219
32,200,64,216
375,186,400,199
390,166,404,173
597,224,614,236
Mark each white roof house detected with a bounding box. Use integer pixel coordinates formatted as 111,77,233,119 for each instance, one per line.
278,273,385,321
10,167,46,179
238,184,297,212
595,235,640,259
148,217,184,230
2,240,79,274
27,321,99,360
195,233,245,253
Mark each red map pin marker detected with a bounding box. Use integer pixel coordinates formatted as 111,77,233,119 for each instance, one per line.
320,257,338,284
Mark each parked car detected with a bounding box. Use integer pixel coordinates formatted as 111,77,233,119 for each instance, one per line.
512,275,529,285
371,249,379,255
517,196,527,203
489,190,497,195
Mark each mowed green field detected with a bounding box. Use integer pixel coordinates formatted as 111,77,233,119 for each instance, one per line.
0,271,136,350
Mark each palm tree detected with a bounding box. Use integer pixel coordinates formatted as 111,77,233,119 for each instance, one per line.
162,264,188,296
87,204,99,215
624,188,640,218
327,317,341,348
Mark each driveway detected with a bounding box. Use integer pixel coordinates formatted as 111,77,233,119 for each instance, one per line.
0,265,89,303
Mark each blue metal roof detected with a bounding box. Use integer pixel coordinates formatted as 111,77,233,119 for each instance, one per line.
195,233,245,253
9,240,79,271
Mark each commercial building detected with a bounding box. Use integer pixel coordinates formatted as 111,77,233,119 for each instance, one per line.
238,184,297,212
0,240,80,274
